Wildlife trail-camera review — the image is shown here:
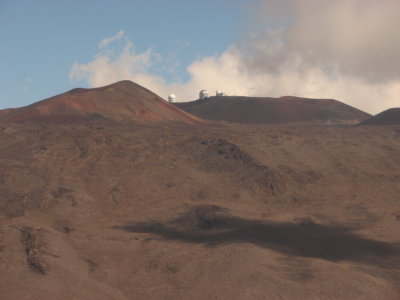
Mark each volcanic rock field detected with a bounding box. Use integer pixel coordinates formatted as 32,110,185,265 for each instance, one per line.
0,81,399,299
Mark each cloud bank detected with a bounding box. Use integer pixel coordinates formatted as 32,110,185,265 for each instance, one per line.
69,0,400,114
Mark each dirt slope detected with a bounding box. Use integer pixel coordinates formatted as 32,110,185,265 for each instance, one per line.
175,96,371,124
0,120,400,299
0,81,206,125
361,108,400,125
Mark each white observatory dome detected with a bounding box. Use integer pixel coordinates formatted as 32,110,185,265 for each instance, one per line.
168,94,176,103
199,90,208,100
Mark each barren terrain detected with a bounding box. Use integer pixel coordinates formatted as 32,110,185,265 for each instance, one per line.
362,108,400,125
175,96,371,124
0,82,399,299
0,81,206,125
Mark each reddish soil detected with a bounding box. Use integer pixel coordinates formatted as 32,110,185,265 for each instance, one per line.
361,108,400,125
0,81,208,126
0,82,399,299
175,96,371,124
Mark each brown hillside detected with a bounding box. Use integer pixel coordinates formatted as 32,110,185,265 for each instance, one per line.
0,81,207,125
361,108,400,125
0,120,400,299
175,96,371,124
0,83,399,299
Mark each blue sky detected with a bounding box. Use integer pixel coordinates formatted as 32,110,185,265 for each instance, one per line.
1,0,400,113
0,0,247,109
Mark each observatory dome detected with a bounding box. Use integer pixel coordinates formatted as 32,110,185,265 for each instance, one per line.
168,94,176,103
199,90,208,100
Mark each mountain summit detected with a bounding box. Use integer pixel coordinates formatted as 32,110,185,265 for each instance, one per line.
361,108,400,125
0,81,206,125
175,96,371,124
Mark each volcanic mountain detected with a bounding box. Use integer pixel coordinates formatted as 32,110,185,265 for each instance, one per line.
1,83,400,299
361,108,400,125
0,80,205,125
175,96,371,124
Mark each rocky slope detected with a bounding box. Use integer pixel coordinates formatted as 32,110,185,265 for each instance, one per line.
0,81,207,125
0,82,399,299
175,96,371,124
361,108,400,125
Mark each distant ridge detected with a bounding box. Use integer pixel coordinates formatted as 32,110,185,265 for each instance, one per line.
175,96,371,124
360,108,400,125
0,80,207,125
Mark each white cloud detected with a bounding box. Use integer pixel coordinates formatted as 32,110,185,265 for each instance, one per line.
69,39,154,87
98,30,125,48
232,0,400,113
70,3,400,116
245,0,400,83
69,35,253,102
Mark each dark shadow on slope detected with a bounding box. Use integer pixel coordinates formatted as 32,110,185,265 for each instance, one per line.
114,205,400,269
